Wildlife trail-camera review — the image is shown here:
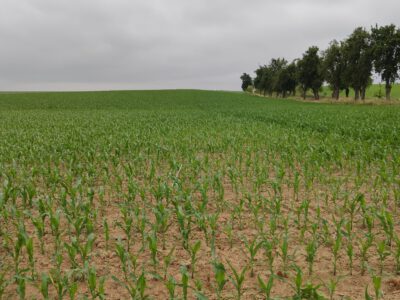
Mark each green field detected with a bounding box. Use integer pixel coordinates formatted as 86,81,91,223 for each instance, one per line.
321,83,400,100
1,90,400,299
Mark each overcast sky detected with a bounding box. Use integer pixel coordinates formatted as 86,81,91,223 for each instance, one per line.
0,0,399,91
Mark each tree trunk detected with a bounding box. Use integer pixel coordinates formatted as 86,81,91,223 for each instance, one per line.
385,80,391,100
313,89,319,100
345,88,350,98
303,89,306,100
361,87,366,100
334,87,340,100
354,88,360,101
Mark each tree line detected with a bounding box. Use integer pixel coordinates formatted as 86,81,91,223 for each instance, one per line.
241,24,400,100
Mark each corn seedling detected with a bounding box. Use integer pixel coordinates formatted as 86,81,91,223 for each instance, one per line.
147,231,159,268
258,275,274,300
187,240,201,278
180,266,189,300
305,238,318,275
165,275,177,300
242,237,263,277
212,261,227,300
40,273,50,300
163,247,175,280
376,240,390,275
227,261,247,300
87,266,106,300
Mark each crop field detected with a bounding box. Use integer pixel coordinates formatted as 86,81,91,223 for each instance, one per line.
1,90,400,299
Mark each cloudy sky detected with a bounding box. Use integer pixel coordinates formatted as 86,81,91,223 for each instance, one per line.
0,0,399,91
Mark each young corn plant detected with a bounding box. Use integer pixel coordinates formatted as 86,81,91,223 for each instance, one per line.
15,274,27,300
207,213,219,259
346,240,354,275
116,205,134,251
359,234,373,276
223,221,234,250
233,199,245,230
263,238,276,274
194,211,209,246
180,266,189,300
49,266,70,300
49,209,62,252
103,217,110,251
305,238,318,276
77,233,96,266
324,277,342,300
187,240,201,279
40,273,50,300
31,215,45,254
212,261,227,300
346,193,362,231
377,210,394,246
25,237,35,279
258,275,274,300
227,261,247,300
163,247,175,280
112,271,148,300
147,230,159,269
153,202,171,250
365,273,383,300
64,240,79,269
242,237,263,277
135,208,148,248
176,206,192,251
376,240,390,275
13,222,27,274
332,219,344,276
165,275,177,300
115,240,139,282
344,221,354,275
87,266,106,300
136,272,149,300
290,266,326,300
279,234,290,275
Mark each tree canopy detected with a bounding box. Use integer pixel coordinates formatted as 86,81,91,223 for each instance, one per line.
242,24,400,101
240,73,252,91
371,24,400,100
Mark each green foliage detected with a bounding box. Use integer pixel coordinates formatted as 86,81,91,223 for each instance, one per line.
1,90,400,298
323,40,347,100
371,24,400,100
227,261,247,300
342,27,373,100
254,58,296,97
212,261,227,300
240,73,253,91
297,46,324,99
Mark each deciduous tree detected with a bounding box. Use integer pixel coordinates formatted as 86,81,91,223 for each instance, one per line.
371,24,400,100
323,40,347,100
343,27,373,100
240,73,253,92
297,46,324,100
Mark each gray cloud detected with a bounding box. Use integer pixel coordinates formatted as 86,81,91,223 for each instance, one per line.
0,0,399,91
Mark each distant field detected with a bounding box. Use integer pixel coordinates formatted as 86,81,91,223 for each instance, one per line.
321,83,400,100
1,90,400,299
